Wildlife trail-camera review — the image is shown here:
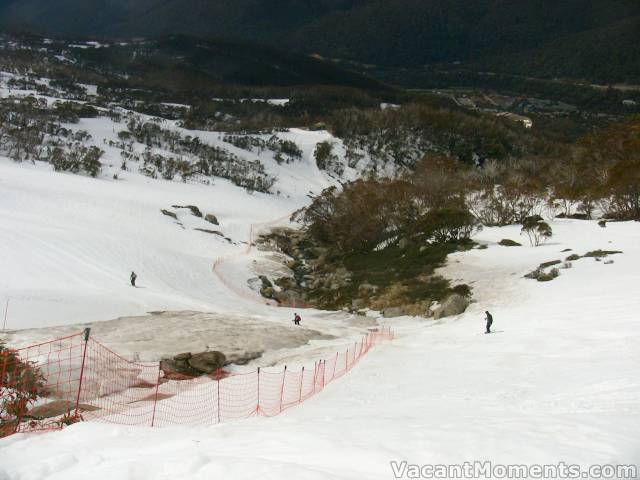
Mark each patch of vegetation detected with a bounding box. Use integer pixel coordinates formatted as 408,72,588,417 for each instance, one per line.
260,226,470,311
498,239,522,247
525,267,560,282
1,342,48,438
539,260,562,269
583,250,623,258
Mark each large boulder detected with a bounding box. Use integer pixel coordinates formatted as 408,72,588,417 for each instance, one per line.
187,351,227,374
274,289,304,306
160,350,227,377
432,294,470,320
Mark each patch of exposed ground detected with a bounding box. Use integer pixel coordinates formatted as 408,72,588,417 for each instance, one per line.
3,311,336,364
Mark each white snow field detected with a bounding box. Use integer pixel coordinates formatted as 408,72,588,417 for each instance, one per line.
1,219,640,479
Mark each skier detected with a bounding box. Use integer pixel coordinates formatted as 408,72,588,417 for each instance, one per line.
485,311,493,334
293,313,301,326
130,271,137,287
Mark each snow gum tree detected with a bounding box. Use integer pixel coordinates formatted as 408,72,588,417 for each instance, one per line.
521,215,553,246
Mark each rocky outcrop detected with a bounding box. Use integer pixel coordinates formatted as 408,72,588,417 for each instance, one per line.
161,209,177,220
194,228,223,236
204,213,219,225
160,350,227,378
432,294,470,320
172,205,203,217
187,351,227,373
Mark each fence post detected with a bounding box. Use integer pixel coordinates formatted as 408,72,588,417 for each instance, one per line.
217,376,221,424
311,361,317,394
150,363,161,427
331,352,338,380
322,360,326,389
279,366,287,413
2,298,8,331
298,366,304,403
256,367,261,415
345,348,349,372
73,328,91,418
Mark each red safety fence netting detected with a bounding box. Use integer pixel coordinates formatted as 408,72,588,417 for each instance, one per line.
1,327,393,436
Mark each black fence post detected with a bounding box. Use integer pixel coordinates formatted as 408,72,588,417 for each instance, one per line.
73,328,91,418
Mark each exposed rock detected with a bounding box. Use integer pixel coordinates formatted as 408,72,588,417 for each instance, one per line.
172,205,203,217
160,350,226,377
188,351,227,374
275,277,297,290
398,237,410,249
194,228,223,236
432,294,470,320
274,289,304,305
351,298,367,310
204,213,219,225
161,209,177,220
382,306,405,318
261,286,275,298
160,357,200,377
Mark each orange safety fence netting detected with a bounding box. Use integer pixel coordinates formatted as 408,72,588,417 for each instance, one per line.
1,327,393,436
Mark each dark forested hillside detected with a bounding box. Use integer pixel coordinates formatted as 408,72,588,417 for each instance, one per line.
0,0,638,83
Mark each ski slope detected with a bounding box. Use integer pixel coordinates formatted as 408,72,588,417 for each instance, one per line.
0,118,351,330
1,220,639,479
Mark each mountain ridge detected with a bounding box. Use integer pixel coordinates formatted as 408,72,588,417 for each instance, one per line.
1,0,639,83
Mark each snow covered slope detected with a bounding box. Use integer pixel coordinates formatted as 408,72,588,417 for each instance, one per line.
0,117,350,329
1,220,639,478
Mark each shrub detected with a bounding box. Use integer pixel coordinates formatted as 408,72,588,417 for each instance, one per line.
521,216,552,246
1,343,47,437
314,141,343,176
451,284,472,297
415,208,481,243
539,268,560,282
583,249,623,258
525,267,560,282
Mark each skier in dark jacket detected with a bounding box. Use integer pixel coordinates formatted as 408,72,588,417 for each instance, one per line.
293,313,301,326
485,311,493,334
130,271,137,287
